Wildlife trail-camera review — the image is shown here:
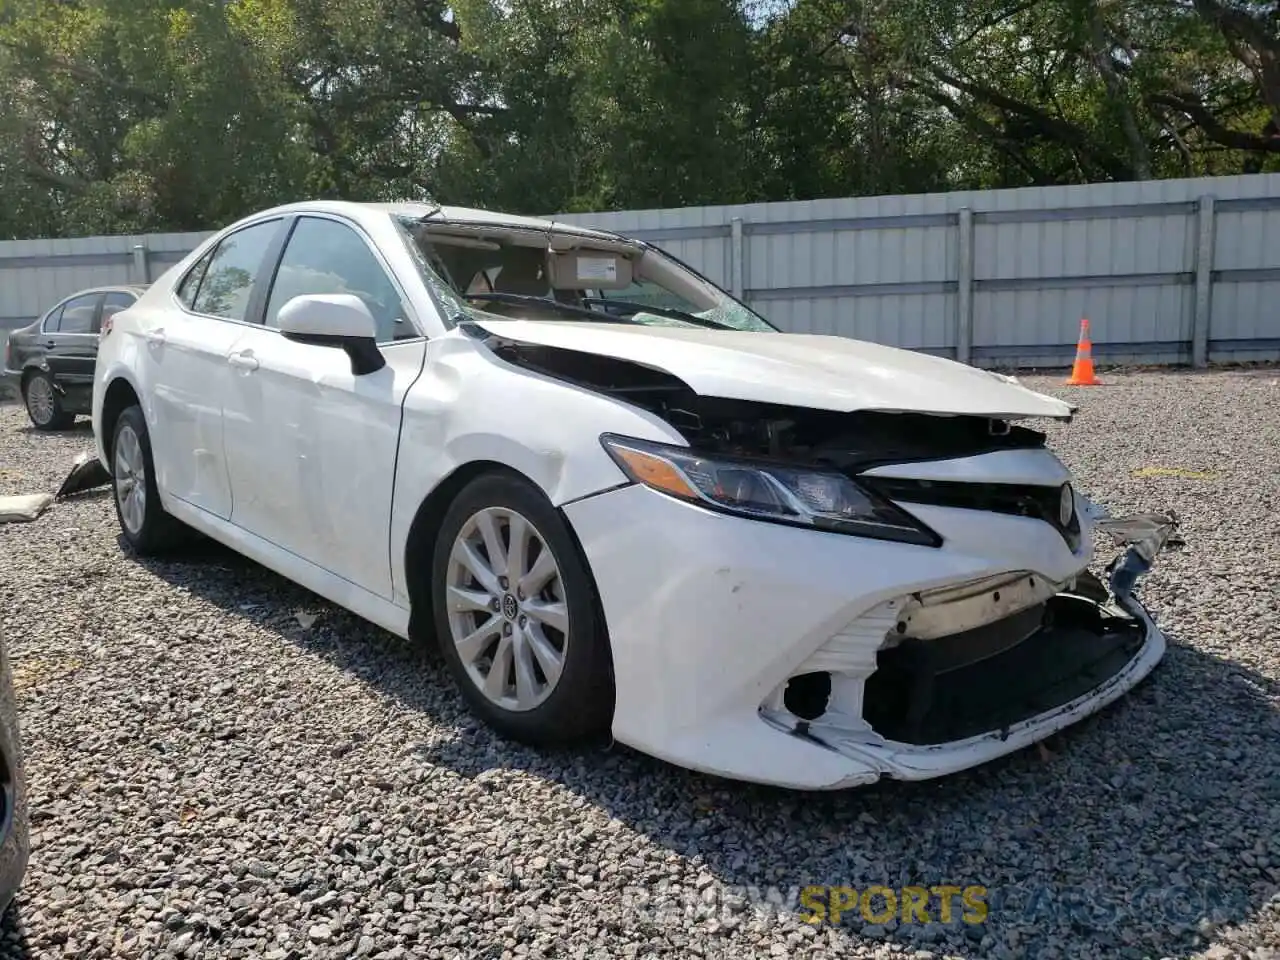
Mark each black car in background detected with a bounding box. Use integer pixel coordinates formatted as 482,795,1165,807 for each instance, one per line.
1,285,145,431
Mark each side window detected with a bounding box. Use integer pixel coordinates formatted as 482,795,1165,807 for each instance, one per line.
265,217,415,343
190,219,282,322
42,304,66,333
99,292,136,332
176,253,212,309
54,294,102,335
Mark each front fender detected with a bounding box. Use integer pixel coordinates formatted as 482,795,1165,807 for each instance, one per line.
388,333,690,604
438,431,627,506
402,332,688,499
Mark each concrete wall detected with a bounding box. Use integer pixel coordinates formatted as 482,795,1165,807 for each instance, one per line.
4,173,1280,368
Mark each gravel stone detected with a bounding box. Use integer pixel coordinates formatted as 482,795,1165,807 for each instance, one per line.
1,368,1279,959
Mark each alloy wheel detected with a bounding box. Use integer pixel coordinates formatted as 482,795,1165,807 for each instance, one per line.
114,423,147,536
444,506,570,712
25,377,55,426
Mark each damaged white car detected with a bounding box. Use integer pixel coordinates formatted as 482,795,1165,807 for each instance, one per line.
90,201,1179,790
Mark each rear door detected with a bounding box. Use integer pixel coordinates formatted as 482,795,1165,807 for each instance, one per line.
144,218,288,520
43,292,103,384
220,213,428,597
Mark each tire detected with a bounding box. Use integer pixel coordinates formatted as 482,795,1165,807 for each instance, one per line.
430,471,614,746
22,371,75,431
109,405,187,556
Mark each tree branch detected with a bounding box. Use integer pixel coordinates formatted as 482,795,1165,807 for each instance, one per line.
1148,91,1280,152
927,65,1135,179
413,2,461,44
904,78,1056,184
1152,106,1194,176
20,153,89,193
0,39,166,109
1189,0,1280,123
950,1,1040,50
1085,0,1151,178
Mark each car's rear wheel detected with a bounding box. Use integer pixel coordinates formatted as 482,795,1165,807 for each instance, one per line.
430,472,614,746
22,372,75,431
110,405,187,556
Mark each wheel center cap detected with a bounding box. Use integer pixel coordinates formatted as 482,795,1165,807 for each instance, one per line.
502,593,519,620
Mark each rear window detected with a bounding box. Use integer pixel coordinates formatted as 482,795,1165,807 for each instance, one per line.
176,253,212,310
179,219,283,322
49,293,101,334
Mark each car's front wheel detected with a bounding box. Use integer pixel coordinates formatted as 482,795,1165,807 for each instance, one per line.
430,472,614,746
110,405,187,556
22,371,75,431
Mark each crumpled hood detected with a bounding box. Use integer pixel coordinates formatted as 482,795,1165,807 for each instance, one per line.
472,319,1075,420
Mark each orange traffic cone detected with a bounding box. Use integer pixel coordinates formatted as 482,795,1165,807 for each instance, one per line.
1064,318,1102,385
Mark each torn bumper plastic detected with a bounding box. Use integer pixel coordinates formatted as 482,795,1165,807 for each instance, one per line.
0,451,112,525
55,451,111,500
563,472,1184,790
758,503,1184,787
1095,509,1182,608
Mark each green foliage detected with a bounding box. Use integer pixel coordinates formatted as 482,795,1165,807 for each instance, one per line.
2,0,1279,239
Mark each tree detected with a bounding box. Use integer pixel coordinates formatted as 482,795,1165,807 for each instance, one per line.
1,0,1279,241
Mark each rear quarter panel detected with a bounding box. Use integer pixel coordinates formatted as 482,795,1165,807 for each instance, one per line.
4,325,44,372
91,317,151,470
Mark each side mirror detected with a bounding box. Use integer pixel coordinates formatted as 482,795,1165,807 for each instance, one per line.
277,294,386,376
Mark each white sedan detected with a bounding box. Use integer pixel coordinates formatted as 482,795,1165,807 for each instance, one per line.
91,200,1178,790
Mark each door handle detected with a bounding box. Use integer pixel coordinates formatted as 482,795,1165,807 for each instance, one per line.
43,340,56,348
228,350,259,371
145,329,166,346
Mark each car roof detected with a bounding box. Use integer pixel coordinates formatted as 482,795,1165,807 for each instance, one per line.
56,284,149,298
243,200,629,244
33,284,147,319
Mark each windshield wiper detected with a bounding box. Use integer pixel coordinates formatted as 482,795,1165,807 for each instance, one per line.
578,297,733,331
462,293,642,325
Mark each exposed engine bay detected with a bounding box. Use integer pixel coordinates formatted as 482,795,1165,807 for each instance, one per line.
465,329,1049,473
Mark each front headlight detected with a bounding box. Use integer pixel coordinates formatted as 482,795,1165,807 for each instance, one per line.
599,434,942,547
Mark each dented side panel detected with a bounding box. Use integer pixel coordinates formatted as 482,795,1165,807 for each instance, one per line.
386,331,692,607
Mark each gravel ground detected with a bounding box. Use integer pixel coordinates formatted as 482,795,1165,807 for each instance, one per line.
0,368,1278,960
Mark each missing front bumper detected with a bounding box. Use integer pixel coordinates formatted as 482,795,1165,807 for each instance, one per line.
862,586,1146,745
762,509,1182,774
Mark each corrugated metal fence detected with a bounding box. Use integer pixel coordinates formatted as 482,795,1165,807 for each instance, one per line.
4,173,1280,368
555,173,1280,367
0,229,208,331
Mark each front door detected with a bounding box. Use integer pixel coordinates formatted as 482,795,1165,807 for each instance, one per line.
220,214,428,598
144,217,287,520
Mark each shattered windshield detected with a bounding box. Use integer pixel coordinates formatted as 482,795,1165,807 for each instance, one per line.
394,215,777,333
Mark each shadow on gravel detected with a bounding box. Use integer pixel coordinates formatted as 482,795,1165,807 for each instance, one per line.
14,420,93,439
0,902,34,960
136,540,1279,960
57,488,112,505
